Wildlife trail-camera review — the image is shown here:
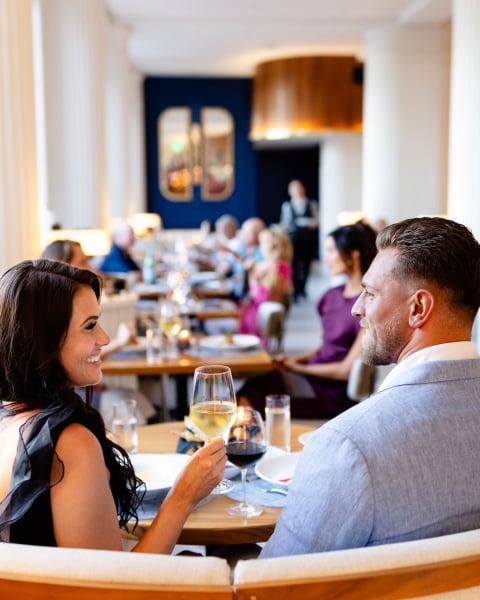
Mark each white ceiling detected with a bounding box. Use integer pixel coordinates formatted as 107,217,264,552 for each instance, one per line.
105,0,451,77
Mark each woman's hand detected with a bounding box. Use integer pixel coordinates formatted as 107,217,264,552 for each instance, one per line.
169,438,227,510
272,353,288,367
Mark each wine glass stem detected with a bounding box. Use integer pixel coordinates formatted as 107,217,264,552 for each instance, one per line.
240,467,248,508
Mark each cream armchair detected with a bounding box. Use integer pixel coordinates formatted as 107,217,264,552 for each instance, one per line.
2,529,480,599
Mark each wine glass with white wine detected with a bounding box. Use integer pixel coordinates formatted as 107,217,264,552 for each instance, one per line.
189,365,238,494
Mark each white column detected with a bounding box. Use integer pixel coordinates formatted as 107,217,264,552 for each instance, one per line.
37,0,107,231
0,0,40,271
447,0,480,242
362,25,450,225
320,132,363,246
128,69,147,215
106,21,131,220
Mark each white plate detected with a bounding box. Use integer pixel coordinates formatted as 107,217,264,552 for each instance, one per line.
199,334,261,351
131,453,190,491
255,452,301,487
298,431,315,445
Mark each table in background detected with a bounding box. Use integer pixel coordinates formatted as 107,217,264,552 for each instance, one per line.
129,421,314,546
102,348,273,419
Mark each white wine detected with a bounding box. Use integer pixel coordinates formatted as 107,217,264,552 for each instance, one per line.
190,401,236,438
159,317,182,338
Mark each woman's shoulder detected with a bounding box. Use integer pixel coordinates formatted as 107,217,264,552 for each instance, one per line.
55,422,102,461
321,284,346,298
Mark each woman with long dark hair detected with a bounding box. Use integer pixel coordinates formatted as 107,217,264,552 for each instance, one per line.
0,259,226,550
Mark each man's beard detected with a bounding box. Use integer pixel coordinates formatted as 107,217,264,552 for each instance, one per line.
361,319,403,366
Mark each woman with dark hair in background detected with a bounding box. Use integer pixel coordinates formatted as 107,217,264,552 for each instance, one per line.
41,239,93,270
0,259,226,550
237,221,378,419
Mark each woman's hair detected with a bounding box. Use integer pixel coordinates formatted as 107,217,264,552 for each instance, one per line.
329,220,378,274
0,259,143,527
377,216,480,319
260,226,293,263
40,240,81,264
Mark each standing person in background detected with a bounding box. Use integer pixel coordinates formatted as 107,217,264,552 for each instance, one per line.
280,179,319,302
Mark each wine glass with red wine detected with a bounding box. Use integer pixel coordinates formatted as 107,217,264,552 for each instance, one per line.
226,407,266,518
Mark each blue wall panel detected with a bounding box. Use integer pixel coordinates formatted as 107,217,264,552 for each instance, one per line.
144,77,256,229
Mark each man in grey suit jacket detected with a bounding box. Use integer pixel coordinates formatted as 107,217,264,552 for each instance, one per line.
261,216,480,557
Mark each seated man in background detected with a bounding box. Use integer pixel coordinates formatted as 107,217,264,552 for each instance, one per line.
98,219,141,276
261,216,480,557
224,216,266,300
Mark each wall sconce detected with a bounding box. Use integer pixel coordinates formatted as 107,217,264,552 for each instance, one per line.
128,213,163,237
46,228,111,257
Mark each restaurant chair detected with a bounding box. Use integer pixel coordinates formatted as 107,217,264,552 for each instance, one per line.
256,301,286,353
347,358,395,402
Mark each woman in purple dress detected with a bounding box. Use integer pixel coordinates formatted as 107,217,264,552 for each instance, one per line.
237,220,377,419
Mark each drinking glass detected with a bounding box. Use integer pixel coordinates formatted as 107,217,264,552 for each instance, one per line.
111,399,138,454
189,365,238,494
265,394,291,452
158,298,182,359
226,407,267,517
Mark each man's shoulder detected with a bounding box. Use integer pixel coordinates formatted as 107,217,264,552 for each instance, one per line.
323,358,480,427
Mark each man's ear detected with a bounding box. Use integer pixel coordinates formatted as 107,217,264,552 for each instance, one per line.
408,289,434,328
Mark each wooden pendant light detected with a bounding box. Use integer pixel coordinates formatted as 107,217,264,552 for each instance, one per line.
250,56,363,140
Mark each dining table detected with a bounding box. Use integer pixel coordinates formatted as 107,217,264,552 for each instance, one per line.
125,420,315,547
101,341,273,419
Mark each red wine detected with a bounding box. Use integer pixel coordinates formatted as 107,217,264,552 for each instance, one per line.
226,441,266,467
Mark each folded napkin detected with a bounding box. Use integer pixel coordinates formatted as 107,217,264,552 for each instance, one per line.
225,468,288,509
137,488,169,521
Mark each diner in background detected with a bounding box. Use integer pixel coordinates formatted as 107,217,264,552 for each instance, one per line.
0,259,226,551
41,239,93,270
198,214,242,273
261,217,480,557
237,220,377,419
98,218,141,276
237,226,293,344
224,216,266,301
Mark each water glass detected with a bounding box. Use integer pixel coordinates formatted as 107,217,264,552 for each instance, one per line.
265,394,291,452
146,326,162,363
111,399,138,454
